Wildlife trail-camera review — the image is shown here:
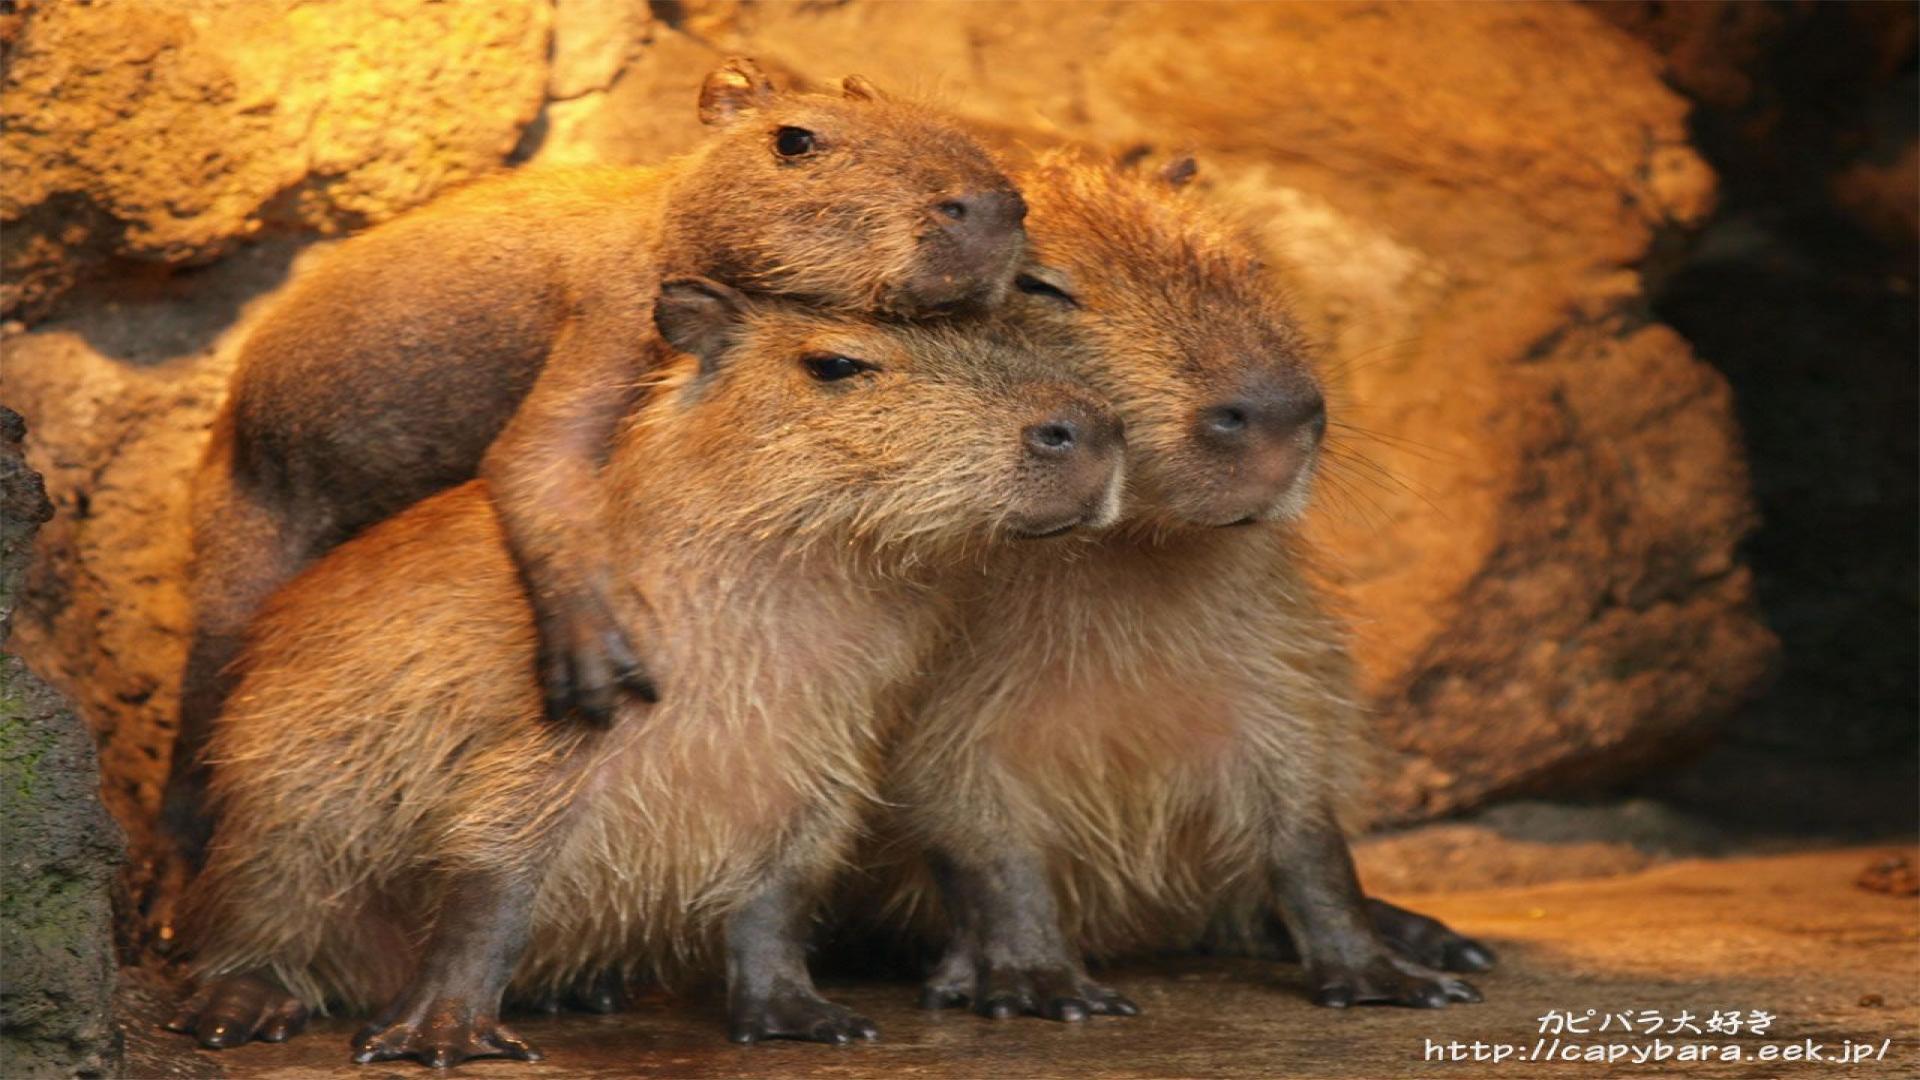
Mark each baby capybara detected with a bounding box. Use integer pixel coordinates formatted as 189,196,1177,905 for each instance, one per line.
877,152,1491,1021
168,278,1121,1066
164,58,1029,868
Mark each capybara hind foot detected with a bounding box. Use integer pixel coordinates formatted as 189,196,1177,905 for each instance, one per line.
166,972,309,1048
1367,898,1496,974
1235,899,1497,974
921,959,1137,1022
1308,954,1482,1009
728,987,878,1045
351,1001,542,1068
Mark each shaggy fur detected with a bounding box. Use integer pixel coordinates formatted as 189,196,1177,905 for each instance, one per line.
181,300,1120,1014
871,152,1372,962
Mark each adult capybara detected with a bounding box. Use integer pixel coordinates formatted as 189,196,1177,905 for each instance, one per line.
876,152,1491,1021
163,58,1029,870
167,278,1122,1066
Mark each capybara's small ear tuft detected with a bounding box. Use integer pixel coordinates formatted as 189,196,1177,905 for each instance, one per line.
655,276,749,376
699,58,776,127
1159,156,1199,189
841,74,885,102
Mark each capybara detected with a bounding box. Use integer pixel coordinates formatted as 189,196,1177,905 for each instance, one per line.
167,278,1121,1066
162,58,1029,870
877,152,1491,1021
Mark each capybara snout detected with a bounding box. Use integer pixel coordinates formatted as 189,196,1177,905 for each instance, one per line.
1191,372,1327,524
906,186,1030,312
1011,393,1125,538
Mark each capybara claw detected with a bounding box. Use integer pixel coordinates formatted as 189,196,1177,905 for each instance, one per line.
1444,939,1497,973
971,965,1138,1023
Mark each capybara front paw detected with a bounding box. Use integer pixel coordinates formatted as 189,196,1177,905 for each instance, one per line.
1368,898,1497,973
350,1006,541,1068
536,600,658,727
1309,955,1482,1009
728,990,879,1045
949,965,1140,1022
166,972,309,1049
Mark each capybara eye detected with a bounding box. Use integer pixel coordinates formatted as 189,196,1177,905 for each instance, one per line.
774,126,817,157
802,354,871,382
1015,274,1079,308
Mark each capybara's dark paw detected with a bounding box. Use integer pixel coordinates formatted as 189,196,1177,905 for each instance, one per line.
350,1004,541,1068
1368,898,1496,973
536,600,658,727
1308,955,1482,1009
165,972,309,1049
728,989,879,1045
953,965,1140,1023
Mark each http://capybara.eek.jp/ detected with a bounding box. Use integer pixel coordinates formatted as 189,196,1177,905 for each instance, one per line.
166,278,1123,1067
867,151,1492,1021
162,58,1031,874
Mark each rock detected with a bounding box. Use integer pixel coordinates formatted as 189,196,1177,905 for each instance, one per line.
549,0,648,101
2,0,1774,883
0,408,125,1078
1355,798,1728,894
0,0,551,321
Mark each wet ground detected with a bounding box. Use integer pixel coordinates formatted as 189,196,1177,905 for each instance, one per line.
122,847,1918,1079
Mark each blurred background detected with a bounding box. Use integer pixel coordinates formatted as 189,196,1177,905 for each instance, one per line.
1,2,1913,1076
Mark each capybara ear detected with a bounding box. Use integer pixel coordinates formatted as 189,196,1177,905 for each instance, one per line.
1159,156,1199,189
655,276,749,376
699,57,776,127
841,74,885,102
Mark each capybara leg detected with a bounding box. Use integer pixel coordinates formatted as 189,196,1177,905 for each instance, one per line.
725,875,878,1044
166,971,310,1049
351,871,543,1068
1270,817,1483,1008
920,850,1137,1022
917,923,981,1011
482,311,661,727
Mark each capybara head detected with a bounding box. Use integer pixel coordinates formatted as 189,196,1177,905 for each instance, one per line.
668,58,1027,318
631,276,1123,554
1010,152,1326,530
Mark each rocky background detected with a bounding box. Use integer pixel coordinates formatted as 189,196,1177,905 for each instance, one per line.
0,1,1913,1072
1,408,123,1078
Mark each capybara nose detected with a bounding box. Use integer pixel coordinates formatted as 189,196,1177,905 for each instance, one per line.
936,189,1029,235
1013,397,1125,536
1024,419,1080,459
1195,381,1327,452
1025,400,1122,462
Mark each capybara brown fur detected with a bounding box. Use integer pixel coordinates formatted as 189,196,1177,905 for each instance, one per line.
167,279,1123,1066
163,58,1029,873
872,152,1490,1021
